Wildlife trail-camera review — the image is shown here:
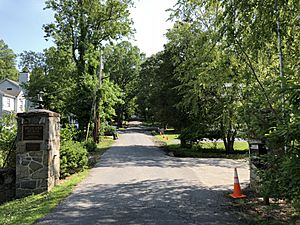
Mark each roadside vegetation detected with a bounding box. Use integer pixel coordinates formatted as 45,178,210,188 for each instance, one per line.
136,0,300,218
153,129,248,159
0,0,299,223
0,114,17,168
234,195,299,225
0,171,88,225
0,119,114,224
0,124,114,225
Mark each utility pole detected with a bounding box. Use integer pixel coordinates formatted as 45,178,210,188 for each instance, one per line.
93,48,102,143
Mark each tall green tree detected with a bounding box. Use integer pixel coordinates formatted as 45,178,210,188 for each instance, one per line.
0,39,18,81
137,49,186,130
23,47,76,115
103,41,143,127
43,0,134,133
167,0,300,206
18,50,46,72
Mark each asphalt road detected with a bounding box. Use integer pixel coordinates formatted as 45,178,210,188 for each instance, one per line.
36,124,250,225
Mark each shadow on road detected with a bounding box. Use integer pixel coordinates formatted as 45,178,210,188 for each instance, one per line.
36,179,246,225
35,124,249,225
97,145,248,170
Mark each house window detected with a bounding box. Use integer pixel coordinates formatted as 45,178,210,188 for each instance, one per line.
7,88,12,90
19,100,24,111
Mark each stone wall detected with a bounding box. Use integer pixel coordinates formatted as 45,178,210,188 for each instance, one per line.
0,168,16,204
16,109,60,198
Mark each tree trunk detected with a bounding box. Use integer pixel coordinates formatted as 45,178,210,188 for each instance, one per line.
163,123,168,130
93,109,100,143
223,130,236,154
181,139,187,148
264,196,270,205
117,120,123,128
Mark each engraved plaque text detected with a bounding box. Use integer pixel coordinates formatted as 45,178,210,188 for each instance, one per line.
23,126,43,140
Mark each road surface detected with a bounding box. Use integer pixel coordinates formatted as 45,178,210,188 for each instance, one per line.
36,124,249,225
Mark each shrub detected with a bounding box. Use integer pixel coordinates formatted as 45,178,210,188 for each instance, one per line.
60,140,88,178
83,138,97,152
104,125,117,136
0,114,17,168
258,152,300,211
60,124,78,142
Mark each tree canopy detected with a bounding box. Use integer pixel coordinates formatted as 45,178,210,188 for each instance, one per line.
40,0,135,134
0,39,18,81
103,41,143,126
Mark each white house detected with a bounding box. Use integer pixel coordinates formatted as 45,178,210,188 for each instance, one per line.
0,72,30,117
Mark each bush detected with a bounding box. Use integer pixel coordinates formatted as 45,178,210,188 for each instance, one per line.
60,124,78,142
83,138,97,152
0,114,17,168
60,140,88,178
104,125,117,136
258,152,300,211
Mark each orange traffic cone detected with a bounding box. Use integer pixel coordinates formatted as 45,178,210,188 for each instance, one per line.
230,168,246,199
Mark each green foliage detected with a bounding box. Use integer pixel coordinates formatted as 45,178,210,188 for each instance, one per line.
18,51,46,72
23,47,77,116
135,0,299,209
104,125,116,135
0,114,17,168
136,50,185,129
60,124,78,142
0,39,18,81
83,138,97,152
60,123,88,178
257,152,300,211
60,140,88,178
99,79,124,125
103,41,143,127
34,0,135,136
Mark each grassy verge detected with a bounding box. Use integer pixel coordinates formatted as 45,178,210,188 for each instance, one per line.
89,136,114,166
155,132,249,159
0,136,115,225
98,136,114,154
0,170,88,225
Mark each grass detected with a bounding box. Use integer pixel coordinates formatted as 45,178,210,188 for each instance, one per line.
98,136,114,153
197,141,249,151
0,136,115,225
0,170,88,225
155,133,179,144
154,131,249,159
88,136,115,167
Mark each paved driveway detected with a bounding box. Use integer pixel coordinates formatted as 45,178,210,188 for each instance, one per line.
36,126,249,225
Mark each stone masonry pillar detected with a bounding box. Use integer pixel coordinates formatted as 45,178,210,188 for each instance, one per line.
16,109,60,198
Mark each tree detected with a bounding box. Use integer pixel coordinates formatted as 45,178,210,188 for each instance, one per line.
103,41,143,127
18,50,46,72
167,0,300,206
43,0,134,134
0,39,18,81
137,49,187,130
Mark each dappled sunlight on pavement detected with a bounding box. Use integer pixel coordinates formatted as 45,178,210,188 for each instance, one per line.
36,125,249,225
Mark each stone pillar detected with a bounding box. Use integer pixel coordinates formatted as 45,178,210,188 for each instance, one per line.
16,109,60,198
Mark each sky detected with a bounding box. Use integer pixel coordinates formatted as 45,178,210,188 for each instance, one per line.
0,0,176,57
